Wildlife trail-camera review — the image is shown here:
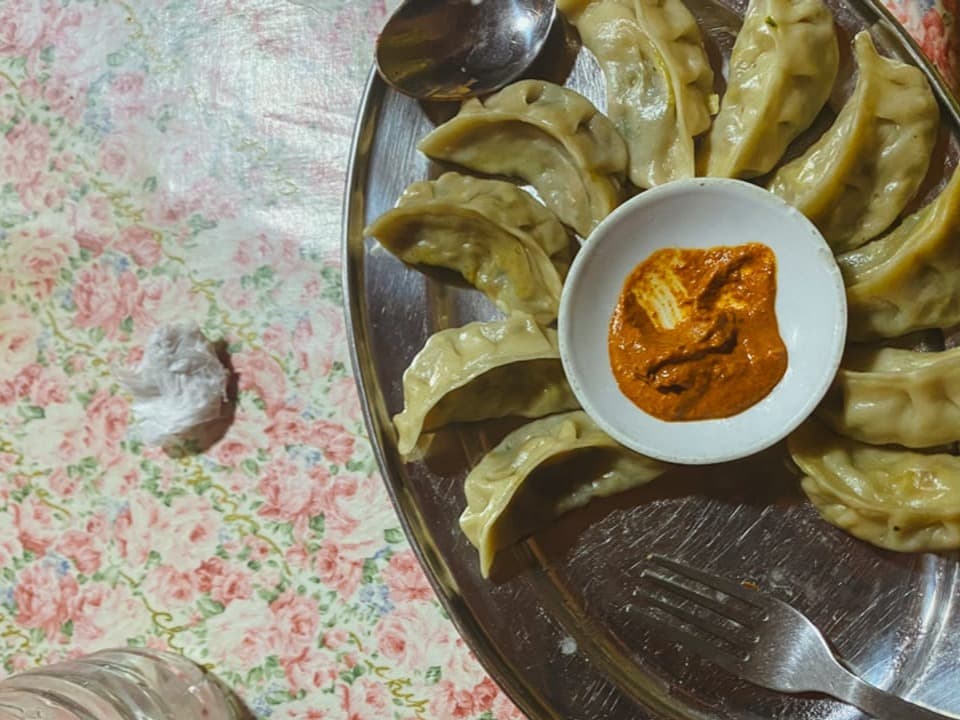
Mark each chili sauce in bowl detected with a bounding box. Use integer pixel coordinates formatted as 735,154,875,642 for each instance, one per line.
608,243,788,422
558,178,846,465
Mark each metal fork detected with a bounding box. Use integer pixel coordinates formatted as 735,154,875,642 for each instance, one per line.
636,554,956,720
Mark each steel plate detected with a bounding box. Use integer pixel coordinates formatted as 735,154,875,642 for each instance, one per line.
343,1,960,716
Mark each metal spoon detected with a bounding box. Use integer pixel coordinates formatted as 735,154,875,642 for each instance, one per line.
375,0,557,101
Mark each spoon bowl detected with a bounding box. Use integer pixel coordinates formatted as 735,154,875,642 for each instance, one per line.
375,0,556,101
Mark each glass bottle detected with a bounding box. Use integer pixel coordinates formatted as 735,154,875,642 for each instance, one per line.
0,648,249,720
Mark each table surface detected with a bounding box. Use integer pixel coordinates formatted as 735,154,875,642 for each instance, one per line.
0,1,955,719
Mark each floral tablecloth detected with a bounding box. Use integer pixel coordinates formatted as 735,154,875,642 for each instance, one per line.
0,1,955,719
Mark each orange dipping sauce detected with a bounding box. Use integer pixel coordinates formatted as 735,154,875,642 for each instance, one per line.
608,243,787,422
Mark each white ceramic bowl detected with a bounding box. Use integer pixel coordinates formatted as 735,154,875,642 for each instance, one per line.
558,178,847,465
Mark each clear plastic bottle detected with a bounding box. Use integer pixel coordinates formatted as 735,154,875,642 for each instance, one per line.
0,649,249,720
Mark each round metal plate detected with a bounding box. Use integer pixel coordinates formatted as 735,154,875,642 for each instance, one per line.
343,2,960,716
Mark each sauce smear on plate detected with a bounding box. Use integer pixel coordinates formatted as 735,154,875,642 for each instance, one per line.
608,243,787,421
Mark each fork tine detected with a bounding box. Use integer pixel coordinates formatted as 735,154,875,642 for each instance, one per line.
633,605,742,672
647,554,767,611
641,568,760,629
635,584,753,652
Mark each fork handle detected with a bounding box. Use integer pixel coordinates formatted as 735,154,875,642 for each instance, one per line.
829,664,952,719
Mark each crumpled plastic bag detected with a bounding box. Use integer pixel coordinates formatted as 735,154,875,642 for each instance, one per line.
119,323,229,446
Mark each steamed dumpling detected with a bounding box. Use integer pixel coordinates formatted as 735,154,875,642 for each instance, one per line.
790,419,960,552
769,32,938,252
460,410,667,576
819,346,960,448
699,0,839,179
559,0,715,189
417,80,628,237
365,173,568,324
393,316,579,458
839,164,960,341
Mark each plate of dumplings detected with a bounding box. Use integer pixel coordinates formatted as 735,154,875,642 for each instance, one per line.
343,0,960,715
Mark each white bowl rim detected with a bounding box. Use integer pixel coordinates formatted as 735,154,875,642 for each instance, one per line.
557,177,848,465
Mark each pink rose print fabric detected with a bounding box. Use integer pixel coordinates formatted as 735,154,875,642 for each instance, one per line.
883,0,959,89
0,0,524,716
0,0,953,718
